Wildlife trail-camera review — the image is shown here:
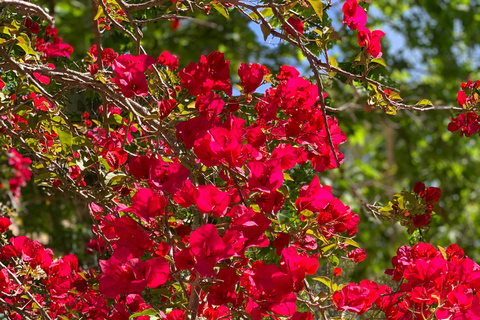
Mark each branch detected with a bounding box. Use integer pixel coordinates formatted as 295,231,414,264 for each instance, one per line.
133,15,218,28
128,0,170,11
0,0,55,25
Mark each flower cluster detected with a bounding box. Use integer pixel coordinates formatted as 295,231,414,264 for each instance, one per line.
448,80,480,137
334,243,480,320
343,0,385,58
0,149,32,199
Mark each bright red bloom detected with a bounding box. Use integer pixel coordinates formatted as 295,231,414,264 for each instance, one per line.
296,176,334,213
226,205,271,254
448,112,480,137
112,54,156,98
290,312,314,320
193,125,246,167
157,98,176,120
357,27,385,58
277,65,300,81
176,115,219,149
195,90,225,120
98,247,169,299
458,90,467,106
247,159,283,194
195,184,231,217
333,267,342,277
173,179,199,208
283,17,304,36
238,63,268,94
157,51,179,70
272,143,298,170
42,41,73,58
148,157,190,194
273,233,291,256
241,261,297,317
279,247,318,292
446,244,465,261
178,51,232,96
347,248,367,263
425,186,441,203
413,181,426,195
204,306,231,320
207,267,240,305
333,280,388,315
0,217,11,233
189,224,235,277
342,0,367,30
1,236,53,269
123,188,167,222
166,310,186,320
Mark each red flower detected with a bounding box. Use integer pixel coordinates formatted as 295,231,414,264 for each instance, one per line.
207,267,240,305
190,224,235,277
247,159,283,194
42,41,73,58
448,112,480,137
195,184,231,217
112,54,156,98
342,0,367,30
295,176,334,213
158,98,177,120
347,248,367,263
283,17,304,37
195,90,225,120
173,179,199,208
272,143,298,170
123,188,167,222
178,51,232,96
0,217,11,233
425,186,441,203
333,267,342,277
413,181,426,195
333,280,387,315
238,63,268,94
148,157,190,194
357,27,385,58
457,90,467,106
157,51,179,70
98,247,169,299
166,310,186,320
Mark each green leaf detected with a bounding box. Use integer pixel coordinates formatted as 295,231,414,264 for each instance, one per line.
260,8,273,18
308,0,323,22
53,126,73,152
321,243,336,253
129,309,157,319
344,238,360,248
329,255,339,267
249,12,259,21
312,276,331,289
211,2,229,19
283,172,294,181
261,24,270,41
415,99,433,106
328,56,338,78
371,58,387,68
94,5,105,20
16,33,37,55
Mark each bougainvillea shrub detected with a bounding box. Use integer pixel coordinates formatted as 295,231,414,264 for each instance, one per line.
0,0,478,319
